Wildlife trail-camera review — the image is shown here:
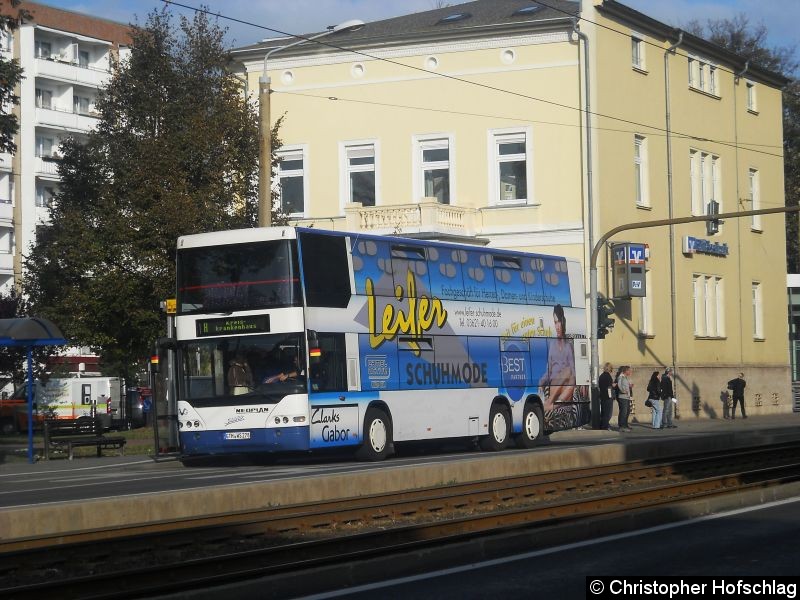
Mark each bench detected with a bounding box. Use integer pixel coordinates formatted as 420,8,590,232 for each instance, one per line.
43,417,126,460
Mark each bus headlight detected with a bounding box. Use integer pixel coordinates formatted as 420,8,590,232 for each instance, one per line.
282,416,289,424
293,416,306,423
275,417,281,424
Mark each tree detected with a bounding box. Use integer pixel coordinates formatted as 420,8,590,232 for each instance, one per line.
23,8,282,381
687,15,800,271
0,0,28,154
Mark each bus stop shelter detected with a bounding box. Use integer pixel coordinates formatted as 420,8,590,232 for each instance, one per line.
0,318,67,463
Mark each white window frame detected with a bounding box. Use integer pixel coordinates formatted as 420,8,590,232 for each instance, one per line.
638,268,653,336
35,40,51,59
692,273,725,338
752,281,764,340
35,184,55,208
35,88,52,110
689,149,721,217
688,56,720,96
339,140,379,212
488,126,533,206
634,134,649,207
0,227,12,254
0,172,12,204
631,33,645,70
412,133,455,204
275,145,308,218
35,135,54,158
749,168,761,231
746,81,757,112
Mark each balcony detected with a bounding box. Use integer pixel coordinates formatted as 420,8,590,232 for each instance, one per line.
35,157,60,178
0,201,13,222
340,199,479,239
35,57,110,88
0,253,13,272
36,107,99,132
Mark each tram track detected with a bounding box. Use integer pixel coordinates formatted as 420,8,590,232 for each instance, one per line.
3,441,800,599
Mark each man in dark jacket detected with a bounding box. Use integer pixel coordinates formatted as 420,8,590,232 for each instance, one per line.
598,362,615,430
727,373,747,419
660,367,676,428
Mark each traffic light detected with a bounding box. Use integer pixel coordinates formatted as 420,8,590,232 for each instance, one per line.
706,199,720,235
597,297,615,339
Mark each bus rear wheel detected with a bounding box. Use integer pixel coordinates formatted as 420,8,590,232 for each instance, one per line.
356,407,392,461
516,403,544,448
480,404,510,451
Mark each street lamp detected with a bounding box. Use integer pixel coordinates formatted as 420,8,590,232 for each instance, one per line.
258,19,365,227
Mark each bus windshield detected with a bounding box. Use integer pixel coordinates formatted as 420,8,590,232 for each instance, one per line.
177,240,301,314
179,333,307,404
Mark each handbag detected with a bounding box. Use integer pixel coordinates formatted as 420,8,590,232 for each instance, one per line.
645,398,653,408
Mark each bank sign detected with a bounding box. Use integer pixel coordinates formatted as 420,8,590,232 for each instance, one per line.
682,236,729,257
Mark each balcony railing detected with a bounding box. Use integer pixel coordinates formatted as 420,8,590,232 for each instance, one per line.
35,57,110,88
35,156,60,176
342,199,478,236
35,106,99,131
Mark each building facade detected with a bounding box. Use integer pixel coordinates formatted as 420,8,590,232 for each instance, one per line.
232,0,791,418
0,2,130,293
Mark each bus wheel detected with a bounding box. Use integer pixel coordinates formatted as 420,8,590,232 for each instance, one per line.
516,403,544,448
356,407,392,461
480,404,510,451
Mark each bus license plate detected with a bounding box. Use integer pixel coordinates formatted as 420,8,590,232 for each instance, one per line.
225,431,251,440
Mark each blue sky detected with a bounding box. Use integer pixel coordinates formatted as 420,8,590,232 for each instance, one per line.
39,0,800,51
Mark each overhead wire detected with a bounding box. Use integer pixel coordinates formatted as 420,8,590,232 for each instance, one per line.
160,0,785,159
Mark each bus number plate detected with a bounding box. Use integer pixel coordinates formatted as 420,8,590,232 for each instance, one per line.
225,431,251,440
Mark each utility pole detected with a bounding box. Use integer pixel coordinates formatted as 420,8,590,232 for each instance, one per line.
589,205,800,427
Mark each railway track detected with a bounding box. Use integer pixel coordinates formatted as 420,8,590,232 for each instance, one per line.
3,442,800,599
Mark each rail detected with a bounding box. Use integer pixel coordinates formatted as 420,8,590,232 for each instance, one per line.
2,442,800,598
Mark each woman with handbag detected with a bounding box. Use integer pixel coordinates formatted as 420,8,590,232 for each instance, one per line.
646,371,663,429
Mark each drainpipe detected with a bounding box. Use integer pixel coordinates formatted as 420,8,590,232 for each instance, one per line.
572,20,596,362
734,61,749,366
664,31,683,380
573,19,600,427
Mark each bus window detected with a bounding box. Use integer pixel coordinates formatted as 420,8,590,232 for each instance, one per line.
540,257,572,306
428,246,465,301
391,244,431,298
493,256,526,304
352,238,395,297
311,333,347,392
177,240,301,314
399,336,434,390
524,257,546,304
432,335,471,389
463,251,497,302
299,233,351,308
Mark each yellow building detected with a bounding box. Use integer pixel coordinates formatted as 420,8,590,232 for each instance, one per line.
233,0,790,418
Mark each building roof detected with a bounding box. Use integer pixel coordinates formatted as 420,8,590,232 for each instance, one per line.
232,0,579,58
0,1,132,47
597,0,789,88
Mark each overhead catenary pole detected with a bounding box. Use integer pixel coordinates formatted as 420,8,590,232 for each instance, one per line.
257,20,365,227
588,205,800,414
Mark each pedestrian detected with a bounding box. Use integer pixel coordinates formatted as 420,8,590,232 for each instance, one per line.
598,362,615,430
616,366,632,432
646,371,663,429
727,372,747,419
660,367,677,429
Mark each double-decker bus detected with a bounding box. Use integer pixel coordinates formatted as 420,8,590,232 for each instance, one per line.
174,227,590,461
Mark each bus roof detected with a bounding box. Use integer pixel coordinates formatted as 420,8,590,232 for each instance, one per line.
177,227,577,263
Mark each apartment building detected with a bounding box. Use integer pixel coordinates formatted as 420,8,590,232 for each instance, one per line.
233,0,790,417
0,2,130,293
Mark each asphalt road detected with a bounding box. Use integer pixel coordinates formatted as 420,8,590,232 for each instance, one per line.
321,495,800,600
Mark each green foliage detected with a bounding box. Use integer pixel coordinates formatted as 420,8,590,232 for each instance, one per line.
0,0,28,154
688,15,800,271
24,7,282,381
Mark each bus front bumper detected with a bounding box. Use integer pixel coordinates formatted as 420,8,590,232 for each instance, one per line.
180,426,310,456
